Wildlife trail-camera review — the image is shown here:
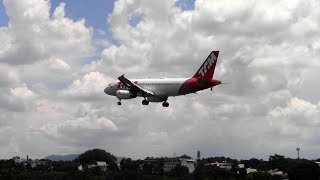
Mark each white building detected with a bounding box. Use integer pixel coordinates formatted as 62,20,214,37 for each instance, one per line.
13,156,27,164
163,157,196,173
216,162,233,170
30,160,46,168
268,169,287,177
205,162,233,171
181,158,196,173
87,161,108,171
246,168,257,173
238,164,245,169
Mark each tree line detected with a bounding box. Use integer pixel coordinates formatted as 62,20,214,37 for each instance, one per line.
1,149,320,180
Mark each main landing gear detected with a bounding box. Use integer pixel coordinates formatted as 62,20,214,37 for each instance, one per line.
142,99,149,105
117,99,121,105
162,101,169,107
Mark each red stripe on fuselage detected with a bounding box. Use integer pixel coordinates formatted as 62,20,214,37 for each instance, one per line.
178,77,221,95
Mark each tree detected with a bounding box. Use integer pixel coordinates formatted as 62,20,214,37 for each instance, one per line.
267,154,292,171
180,154,192,159
120,158,141,172
287,159,320,180
168,164,189,177
143,163,155,174
240,158,264,169
197,150,201,161
75,149,116,165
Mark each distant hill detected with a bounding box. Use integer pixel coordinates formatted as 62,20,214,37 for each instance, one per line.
44,154,79,161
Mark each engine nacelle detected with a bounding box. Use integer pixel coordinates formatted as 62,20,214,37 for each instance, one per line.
116,90,137,99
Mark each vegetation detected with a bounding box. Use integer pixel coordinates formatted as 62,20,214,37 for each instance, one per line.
1,150,320,180
75,148,116,165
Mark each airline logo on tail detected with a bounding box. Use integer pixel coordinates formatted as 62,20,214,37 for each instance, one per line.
197,53,217,76
194,51,219,80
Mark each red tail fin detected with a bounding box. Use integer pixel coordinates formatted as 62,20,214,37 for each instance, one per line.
193,51,219,80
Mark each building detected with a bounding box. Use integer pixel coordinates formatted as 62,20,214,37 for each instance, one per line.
87,161,108,171
164,158,180,172
30,159,46,168
205,162,233,171
96,161,108,171
143,157,164,174
143,156,196,174
12,156,47,168
13,156,27,164
164,157,196,173
216,162,233,170
268,169,287,177
238,164,245,169
246,168,257,173
116,157,126,168
181,158,196,173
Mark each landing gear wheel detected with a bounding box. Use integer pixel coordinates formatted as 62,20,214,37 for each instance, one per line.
162,102,169,107
142,99,149,105
117,101,121,105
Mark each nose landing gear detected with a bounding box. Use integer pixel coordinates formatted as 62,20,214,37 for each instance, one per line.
142,99,149,105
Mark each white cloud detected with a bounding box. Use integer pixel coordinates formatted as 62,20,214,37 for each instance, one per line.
53,2,66,19
1,0,94,65
61,71,109,100
49,59,71,72
10,84,34,99
270,97,319,118
96,117,118,131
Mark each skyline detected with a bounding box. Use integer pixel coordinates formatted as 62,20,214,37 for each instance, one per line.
0,0,320,160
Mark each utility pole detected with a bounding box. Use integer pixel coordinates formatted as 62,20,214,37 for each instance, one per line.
296,148,300,159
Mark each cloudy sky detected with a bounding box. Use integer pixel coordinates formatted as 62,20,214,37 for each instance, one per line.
1,0,320,160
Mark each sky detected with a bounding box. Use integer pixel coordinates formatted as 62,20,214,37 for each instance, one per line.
1,0,320,160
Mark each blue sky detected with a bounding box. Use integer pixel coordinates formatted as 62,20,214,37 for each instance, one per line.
50,0,119,48
0,0,8,27
50,0,115,31
176,0,196,11
0,0,195,28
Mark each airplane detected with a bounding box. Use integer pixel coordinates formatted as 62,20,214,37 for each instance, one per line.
104,51,222,107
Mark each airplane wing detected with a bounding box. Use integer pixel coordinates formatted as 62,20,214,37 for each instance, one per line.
118,74,155,96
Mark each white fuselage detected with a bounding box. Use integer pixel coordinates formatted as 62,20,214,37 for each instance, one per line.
104,51,221,106
104,78,189,97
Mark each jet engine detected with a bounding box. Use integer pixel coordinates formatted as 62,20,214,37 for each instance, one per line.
116,90,137,99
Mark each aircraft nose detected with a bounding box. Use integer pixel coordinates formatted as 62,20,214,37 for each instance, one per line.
104,87,110,94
